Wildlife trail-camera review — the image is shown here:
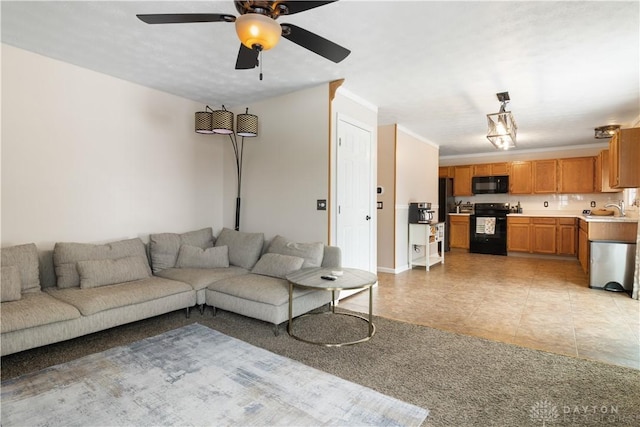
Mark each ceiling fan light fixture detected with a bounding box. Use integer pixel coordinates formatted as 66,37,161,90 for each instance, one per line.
594,125,620,139
235,13,282,51
487,92,517,150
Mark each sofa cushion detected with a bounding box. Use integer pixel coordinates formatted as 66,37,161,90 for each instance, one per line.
77,256,151,289
266,235,324,268
149,228,215,274
175,245,229,269
1,243,40,293
207,274,319,306
156,266,248,291
46,277,193,316
1,291,81,334
1,266,23,302
215,228,264,270
53,238,150,289
251,253,304,279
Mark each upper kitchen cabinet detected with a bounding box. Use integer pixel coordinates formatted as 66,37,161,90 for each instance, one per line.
472,162,509,176
558,157,594,193
595,150,621,193
533,160,557,193
509,161,532,194
453,166,473,196
439,166,453,178
609,128,640,188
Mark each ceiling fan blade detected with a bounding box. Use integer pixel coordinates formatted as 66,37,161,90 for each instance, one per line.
281,1,338,15
235,44,260,69
281,24,350,63
136,14,235,24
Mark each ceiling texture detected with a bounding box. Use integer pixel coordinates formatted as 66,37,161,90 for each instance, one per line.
2,1,639,157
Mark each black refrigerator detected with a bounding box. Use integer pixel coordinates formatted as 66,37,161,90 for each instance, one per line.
438,178,455,252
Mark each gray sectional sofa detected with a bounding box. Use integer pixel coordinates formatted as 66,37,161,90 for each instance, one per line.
1,228,341,356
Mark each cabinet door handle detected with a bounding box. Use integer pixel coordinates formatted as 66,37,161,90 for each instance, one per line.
365,215,371,220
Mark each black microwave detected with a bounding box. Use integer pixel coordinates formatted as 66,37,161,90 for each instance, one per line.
472,175,509,194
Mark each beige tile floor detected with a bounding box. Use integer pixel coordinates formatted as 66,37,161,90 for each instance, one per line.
338,250,640,370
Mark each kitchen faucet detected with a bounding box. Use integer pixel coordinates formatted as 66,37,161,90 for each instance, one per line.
604,200,625,217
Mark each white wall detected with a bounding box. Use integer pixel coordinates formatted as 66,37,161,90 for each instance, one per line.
1,45,223,250
376,125,396,270
227,84,330,243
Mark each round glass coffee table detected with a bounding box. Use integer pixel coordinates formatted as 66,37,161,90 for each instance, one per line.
285,267,377,347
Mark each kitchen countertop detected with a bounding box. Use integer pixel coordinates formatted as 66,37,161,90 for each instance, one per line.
448,212,638,223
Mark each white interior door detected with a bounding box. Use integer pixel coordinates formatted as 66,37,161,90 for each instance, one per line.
336,117,374,272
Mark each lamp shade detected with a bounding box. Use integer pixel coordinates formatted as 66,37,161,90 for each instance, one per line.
211,109,234,134
237,113,258,137
195,111,214,134
487,111,517,150
235,13,282,51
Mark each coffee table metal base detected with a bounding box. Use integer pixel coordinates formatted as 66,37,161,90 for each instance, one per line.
288,287,375,347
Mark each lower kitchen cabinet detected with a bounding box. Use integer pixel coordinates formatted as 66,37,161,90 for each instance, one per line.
531,218,557,254
449,215,469,249
508,216,577,256
507,217,531,252
557,218,577,256
578,219,589,273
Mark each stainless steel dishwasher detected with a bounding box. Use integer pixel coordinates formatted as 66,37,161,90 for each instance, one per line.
590,241,637,294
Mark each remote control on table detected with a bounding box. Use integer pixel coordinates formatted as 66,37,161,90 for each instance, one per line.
321,275,337,281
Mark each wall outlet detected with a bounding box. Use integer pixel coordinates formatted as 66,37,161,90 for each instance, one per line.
590,201,596,208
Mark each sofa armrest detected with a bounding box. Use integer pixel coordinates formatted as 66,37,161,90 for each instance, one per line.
321,246,341,269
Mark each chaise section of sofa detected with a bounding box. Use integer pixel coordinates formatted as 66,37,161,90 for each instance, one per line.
205,233,342,334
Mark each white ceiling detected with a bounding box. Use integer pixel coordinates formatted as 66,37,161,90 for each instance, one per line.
2,1,639,156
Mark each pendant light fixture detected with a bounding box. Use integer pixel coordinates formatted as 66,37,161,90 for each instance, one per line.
486,92,517,150
195,105,258,231
594,125,620,139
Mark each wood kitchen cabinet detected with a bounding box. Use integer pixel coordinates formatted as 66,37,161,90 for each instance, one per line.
531,218,557,254
439,166,453,178
609,127,640,188
556,218,577,256
507,217,531,252
449,215,470,249
472,162,509,177
453,166,473,196
578,219,589,273
509,216,577,255
558,157,594,193
595,150,621,193
509,161,533,194
533,160,557,193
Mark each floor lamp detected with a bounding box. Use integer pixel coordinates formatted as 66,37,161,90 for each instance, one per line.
195,106,258,231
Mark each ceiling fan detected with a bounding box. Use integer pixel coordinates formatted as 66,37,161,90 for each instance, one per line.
137,0,351,71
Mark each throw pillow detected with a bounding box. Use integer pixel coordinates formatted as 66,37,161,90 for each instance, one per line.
1,265,23,302
266,235,324,268
251,253,304,279
54,238,149,289
149,228,215,273
1,243,40,293
215,228,264,270
77,256,151,289
175,245,229,269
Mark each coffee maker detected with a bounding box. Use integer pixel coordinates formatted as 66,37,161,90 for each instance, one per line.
409,202,434,224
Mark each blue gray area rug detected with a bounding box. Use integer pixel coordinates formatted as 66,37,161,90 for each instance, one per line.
1,323,428,426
